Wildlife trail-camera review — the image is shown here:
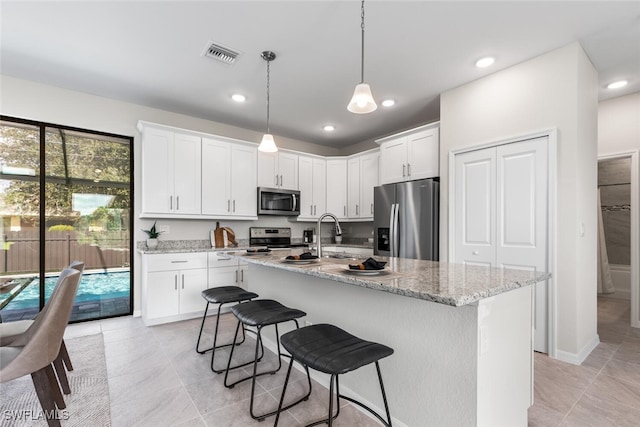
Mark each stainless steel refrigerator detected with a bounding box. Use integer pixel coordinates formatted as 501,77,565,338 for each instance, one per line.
373,178,439,260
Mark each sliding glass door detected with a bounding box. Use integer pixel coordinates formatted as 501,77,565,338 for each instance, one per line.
0,117,133,322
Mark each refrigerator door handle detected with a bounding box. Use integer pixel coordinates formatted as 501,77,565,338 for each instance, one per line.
393,203,400,257
389,203,396,256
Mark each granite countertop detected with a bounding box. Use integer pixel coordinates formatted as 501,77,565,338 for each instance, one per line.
137,239,373,254
226,249,550,307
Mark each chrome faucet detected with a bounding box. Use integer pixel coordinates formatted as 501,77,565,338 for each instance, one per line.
316,213,342,258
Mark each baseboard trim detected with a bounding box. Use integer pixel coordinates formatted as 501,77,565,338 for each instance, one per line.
556,334,600,365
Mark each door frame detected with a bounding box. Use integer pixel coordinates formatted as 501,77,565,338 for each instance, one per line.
448,129,558,357
598,150,640,328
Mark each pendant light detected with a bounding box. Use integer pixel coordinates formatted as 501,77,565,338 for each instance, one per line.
258,50,278,152
347,0,377,114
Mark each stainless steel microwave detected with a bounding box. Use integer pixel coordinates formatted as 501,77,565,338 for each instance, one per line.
257,187,300,216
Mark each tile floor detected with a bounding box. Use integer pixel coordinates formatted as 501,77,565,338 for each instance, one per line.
528,296,640,426
63,296,640,426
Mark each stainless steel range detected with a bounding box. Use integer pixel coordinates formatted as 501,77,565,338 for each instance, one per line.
249,227,307,248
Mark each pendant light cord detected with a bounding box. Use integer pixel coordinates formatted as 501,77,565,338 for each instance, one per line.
360,0,365,84
266,57,271,134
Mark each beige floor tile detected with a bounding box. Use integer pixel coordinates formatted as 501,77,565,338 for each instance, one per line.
584,374,640,411
528,399,565,427
611,340,640,366
562,393,640,427
601,358,640,384
108,360,181,408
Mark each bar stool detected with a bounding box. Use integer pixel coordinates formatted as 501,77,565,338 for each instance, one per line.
195,286,258,373
224,299,312,421
274,323,394,427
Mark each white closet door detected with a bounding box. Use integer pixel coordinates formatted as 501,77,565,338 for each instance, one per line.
496,137,548,353
454,149,497,267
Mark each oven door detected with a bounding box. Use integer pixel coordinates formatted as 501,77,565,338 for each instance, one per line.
257,187,300,216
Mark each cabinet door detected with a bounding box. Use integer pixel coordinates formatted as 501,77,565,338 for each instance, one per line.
298,156,314,218
146,271,179,319
179,268,207,314
407,128,439,180
326,159,348,218
347,157,360,217
238,263,249,289
173,133,202,214
258,151,278,188
312,158,326,216
230,144,257,216
360,152,379,218
278,152,299,190
201,138,231,215
141,128,174,214
380,137,407,184
208,266,240,288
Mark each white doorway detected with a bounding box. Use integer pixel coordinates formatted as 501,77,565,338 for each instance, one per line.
598,151,640,329
450,132,556,354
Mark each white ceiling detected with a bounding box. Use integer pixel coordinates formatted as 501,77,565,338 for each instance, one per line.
1,1,639,149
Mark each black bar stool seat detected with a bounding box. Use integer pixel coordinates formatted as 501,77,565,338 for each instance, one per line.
195,286,258,373
224,299,312,421
275,323,394,427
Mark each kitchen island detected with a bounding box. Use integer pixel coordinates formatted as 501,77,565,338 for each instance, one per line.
227,249,549,427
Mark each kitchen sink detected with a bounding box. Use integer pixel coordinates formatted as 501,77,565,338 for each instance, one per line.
322,252,358,260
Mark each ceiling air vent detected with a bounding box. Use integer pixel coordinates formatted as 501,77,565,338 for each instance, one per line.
202,41,240,65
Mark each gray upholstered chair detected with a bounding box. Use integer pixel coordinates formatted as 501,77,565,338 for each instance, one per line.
0,261,84,394
0,268,81,427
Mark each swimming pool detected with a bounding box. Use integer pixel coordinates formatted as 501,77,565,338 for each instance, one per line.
3,271,131,311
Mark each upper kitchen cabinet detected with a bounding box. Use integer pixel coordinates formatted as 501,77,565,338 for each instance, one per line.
201,137,258,220
298,155,326,220
258,151,298,190
326,159,348,219
139,123,201,217
347,150,379,220
377,123,439,185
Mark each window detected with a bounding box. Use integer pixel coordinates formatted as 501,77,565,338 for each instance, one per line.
0,116,133,322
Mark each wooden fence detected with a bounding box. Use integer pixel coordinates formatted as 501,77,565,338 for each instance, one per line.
1,230,130,274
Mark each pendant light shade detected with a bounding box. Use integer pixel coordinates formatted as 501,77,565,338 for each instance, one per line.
347,0,377,114
258,50,278,152
347,83,377,114
258,133,277,153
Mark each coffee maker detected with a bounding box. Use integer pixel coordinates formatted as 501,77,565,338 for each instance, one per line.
303,229,314,244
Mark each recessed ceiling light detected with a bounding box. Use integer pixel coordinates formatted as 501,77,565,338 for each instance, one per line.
381,99,395,107
323,125,335,132
607,80,628,89
475,57,495,68
231,93,246,102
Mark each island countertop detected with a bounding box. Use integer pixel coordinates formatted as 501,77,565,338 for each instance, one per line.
226,249,549,307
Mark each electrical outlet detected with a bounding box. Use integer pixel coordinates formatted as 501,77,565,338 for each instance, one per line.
159,225,170,234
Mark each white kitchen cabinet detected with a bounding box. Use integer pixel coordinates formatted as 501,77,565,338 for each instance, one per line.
208,252,249,309
141,252,208,325
326,159,348,219
298,155,326,220
258,151,298,190
201,137,257,219
346,151,379,220
378,125,439,185
140,125,201,216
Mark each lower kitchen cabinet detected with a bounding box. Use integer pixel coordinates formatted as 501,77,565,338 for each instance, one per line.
141,252,208,325
208,252,249,290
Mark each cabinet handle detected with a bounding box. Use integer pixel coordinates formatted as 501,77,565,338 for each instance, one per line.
235,270,238,283
241,269,244,282
344,205,346,216
177,196,180,210
402,164,406,177
310,204,313,215
171,260,188,263
275,174,278,186
228,200,231,212
233,200,236,212
371,203,373,214
170,196,173,210
356,204,359,215
174,275,177,290
408,163,411,176
181,274,184,289
314,205,316,215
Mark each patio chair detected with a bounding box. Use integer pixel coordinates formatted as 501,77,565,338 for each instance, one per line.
0,268,81,427
0,261,84,395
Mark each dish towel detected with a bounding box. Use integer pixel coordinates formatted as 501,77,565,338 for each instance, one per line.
286,252,318,260
349,258,387,270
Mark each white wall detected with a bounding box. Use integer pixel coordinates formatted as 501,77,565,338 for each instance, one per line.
0,75,349,314
598,93,640,157
439,43,599,360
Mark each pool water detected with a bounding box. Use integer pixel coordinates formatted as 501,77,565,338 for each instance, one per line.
4,271,131,310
